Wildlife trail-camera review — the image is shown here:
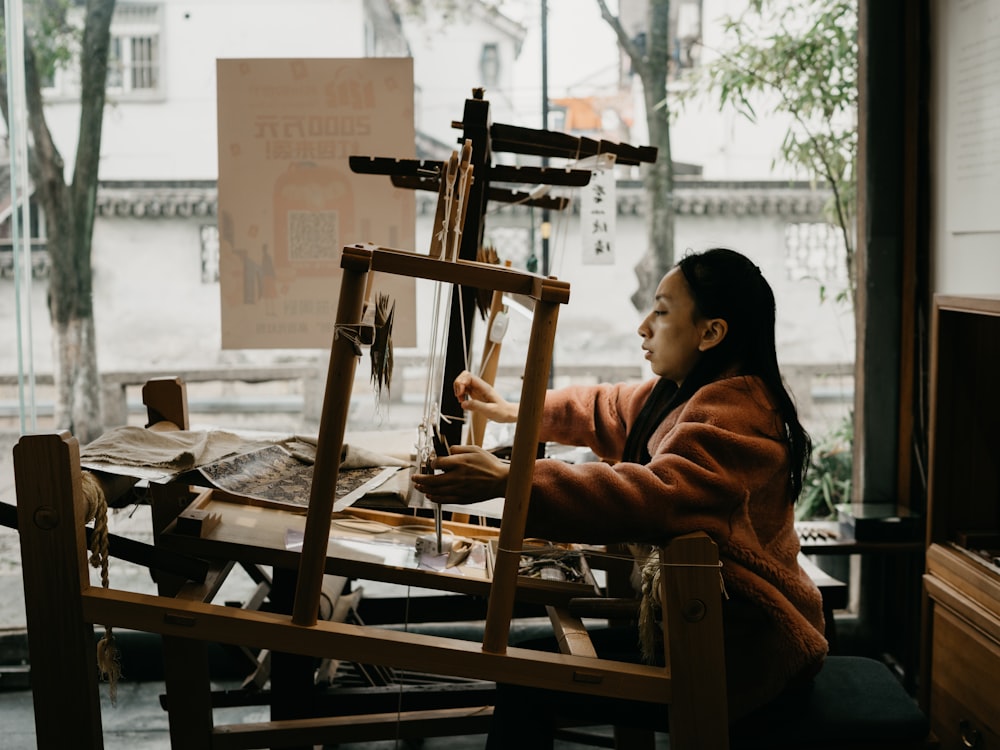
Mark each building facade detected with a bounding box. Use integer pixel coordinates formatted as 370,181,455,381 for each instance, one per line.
1,0,853,437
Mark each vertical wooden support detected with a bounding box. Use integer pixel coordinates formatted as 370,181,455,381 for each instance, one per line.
142,378,198,541
161,637,213,750
14,432,105,749
141,374,216,746
270,566,318,750
142,376,190,429
292,246,370,626
481,288,561,653
661,534,729,750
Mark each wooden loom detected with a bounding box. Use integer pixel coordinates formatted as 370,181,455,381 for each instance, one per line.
14,242,729,749
350,88,658,448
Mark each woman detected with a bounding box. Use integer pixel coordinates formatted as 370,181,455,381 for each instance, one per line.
412,247,828,743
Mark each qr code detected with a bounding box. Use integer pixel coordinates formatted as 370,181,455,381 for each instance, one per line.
287,210,340,262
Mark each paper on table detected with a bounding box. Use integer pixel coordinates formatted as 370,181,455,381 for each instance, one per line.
195,444,400,510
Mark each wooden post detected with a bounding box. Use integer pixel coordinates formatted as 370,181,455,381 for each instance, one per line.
292,246,370,626
661,533,729,749
481,289,560,653
161,636,213,749
142,376,189,430
14,432,105,749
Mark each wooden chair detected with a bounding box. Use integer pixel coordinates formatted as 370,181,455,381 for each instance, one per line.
14,243,731,749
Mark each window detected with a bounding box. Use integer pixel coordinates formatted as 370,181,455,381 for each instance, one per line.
0,194,49,280
37,2,162,99
480,43,500,88
784,221,848,286
200,225,220,284
106,3,162,96
673,0,702,70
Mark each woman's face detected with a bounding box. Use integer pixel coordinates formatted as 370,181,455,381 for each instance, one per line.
637,268,719,384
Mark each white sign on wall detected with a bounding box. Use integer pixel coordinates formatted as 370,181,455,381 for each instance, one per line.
579,153,618,265
945,0,1000,234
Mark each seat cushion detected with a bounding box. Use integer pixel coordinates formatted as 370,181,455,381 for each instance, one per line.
731,656,930,748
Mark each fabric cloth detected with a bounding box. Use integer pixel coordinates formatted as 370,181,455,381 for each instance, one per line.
80,426,271,471
528,375,828,718
80,426,409,474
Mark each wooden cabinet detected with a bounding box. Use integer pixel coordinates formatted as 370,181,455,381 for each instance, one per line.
923,295,1000,749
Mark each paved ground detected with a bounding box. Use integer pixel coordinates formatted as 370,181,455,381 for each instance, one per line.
2,678,664,750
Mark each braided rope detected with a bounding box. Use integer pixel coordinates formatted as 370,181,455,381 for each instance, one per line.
81,471,121,705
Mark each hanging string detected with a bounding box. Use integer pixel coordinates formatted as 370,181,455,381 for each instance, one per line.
418,273,452,467
418,144,476,464
474,339,499,380
548,138,587,280
457,282,470,373
393,582,414,749
81,471,122,705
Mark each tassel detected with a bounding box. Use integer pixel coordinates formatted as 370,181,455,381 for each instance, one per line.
637,550,662,663
371,292,395,398
96,627,122,705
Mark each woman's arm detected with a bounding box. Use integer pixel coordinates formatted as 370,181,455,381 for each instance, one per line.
539,379,658,457
526,379,789,545
411,445,509,504
453,371,518,423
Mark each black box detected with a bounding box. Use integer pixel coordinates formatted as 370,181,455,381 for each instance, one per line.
836,503,923,542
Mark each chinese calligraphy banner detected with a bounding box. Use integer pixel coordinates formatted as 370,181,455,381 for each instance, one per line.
579,153,617,265
217,58,417,349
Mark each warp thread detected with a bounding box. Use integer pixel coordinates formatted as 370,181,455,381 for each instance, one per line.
81,471,121,705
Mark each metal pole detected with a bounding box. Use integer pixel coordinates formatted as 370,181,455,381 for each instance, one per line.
540,0,554,387
4,0,37,433
541,0,550,278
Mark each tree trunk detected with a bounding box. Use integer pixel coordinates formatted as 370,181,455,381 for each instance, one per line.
52,316,103,443
631,0,675,312
595,0,676,311
1,0,115,443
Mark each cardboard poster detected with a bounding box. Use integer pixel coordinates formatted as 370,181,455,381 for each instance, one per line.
217,58,417,348
944,0,1000,233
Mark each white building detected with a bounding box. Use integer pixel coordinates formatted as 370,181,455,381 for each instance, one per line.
1,0,853,436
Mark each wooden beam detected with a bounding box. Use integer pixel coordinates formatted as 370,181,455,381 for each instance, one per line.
79,587,672,704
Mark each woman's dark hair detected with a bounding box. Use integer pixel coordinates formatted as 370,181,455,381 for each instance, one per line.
622,248,812,501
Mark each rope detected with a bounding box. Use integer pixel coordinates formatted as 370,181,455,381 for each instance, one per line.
81,471,122,705
332,323,367,354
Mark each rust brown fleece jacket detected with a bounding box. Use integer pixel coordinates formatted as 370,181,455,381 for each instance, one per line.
528,375,828,718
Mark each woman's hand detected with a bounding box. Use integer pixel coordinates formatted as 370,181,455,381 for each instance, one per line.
453,370,518,424
411,445,510,505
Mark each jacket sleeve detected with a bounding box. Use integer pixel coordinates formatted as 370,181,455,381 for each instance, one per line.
538,379,658,460
526,378,789,545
